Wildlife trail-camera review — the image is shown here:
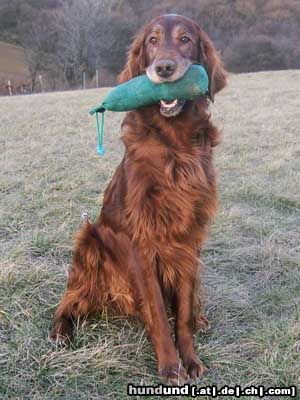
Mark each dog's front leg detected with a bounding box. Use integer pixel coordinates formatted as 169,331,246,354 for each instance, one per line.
130,245,187,384
174,276,208,379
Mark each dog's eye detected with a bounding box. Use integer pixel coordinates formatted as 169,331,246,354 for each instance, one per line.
149,37,158,45
180,36,190,43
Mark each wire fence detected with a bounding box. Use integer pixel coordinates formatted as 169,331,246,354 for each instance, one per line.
0,69,104,96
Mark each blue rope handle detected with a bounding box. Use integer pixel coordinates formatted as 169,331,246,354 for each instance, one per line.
95,111,105,156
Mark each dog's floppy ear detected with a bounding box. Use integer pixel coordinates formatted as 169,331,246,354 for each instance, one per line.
197,28,227,102
118,31,146,83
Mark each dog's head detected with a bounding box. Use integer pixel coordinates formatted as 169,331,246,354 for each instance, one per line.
119,14,227,117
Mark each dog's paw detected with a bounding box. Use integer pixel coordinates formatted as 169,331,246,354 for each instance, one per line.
158,363,188,385
49,319,73,346
196,314,210,332
183,356,207,380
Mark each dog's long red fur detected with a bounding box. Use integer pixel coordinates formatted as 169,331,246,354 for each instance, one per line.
51,15,227,382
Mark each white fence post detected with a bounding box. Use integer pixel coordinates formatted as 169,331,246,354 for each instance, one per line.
96,69,99,88
39,75,44,92
8,80,12,96
83,71,86,90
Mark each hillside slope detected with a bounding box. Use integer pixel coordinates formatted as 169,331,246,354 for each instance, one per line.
0,41,29,77
0,70,300,399
0,41,29,94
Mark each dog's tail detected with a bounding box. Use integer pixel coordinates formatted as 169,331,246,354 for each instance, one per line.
73,218,104,275
51,219,105,341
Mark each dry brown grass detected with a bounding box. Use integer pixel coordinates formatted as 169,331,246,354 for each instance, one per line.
0,41,29,83
0,40,29,96
0,70,300,399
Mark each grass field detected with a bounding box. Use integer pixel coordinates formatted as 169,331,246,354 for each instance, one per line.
0,70,300,399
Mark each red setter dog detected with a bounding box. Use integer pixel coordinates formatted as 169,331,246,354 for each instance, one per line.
51,14,227,383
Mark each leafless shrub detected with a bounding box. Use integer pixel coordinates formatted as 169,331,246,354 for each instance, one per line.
224,35,287,73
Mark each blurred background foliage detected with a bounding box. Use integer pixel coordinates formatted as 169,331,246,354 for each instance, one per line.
0,0,299,91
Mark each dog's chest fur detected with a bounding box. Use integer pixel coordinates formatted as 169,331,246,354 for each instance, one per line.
122,122,217,247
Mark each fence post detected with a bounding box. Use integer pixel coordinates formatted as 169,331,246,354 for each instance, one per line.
8,80,12,96
39,75,44,92
83,71,86,90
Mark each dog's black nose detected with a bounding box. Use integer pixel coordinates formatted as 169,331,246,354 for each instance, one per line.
155,59,177,78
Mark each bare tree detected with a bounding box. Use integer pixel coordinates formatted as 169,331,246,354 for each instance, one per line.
18,6,60,91
56,0,109,87
56,0,136,87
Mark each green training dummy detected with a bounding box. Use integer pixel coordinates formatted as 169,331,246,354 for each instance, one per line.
89,64,209,155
